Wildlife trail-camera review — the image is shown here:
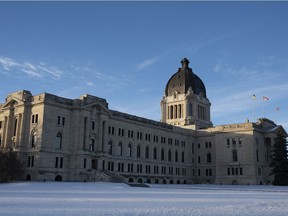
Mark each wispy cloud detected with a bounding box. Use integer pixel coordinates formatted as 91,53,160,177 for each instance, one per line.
0,55,63,80
136,57,159,71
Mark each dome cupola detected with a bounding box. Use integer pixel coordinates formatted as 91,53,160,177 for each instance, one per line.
165,58,206,98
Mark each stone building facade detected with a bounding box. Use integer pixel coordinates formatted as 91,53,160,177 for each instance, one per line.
0,58,286,185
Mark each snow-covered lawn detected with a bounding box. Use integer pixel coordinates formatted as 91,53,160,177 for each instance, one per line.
1,182,288,216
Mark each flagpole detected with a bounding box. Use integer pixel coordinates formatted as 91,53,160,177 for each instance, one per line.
252,94,256,122
262,96,269,118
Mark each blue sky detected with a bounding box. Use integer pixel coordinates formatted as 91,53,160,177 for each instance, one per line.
0,1,288,131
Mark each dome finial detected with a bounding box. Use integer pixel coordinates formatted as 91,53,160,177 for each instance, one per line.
181,58,189,69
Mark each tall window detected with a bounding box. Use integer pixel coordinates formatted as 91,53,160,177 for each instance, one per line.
128,143,132,157
153,147,157,160
168,149,172,161
55,132,62,149
181,151,185,163
137,145,141,158
161,148,164,161
118,142,123,156
31,133,36,148
145,146,149,159
91,121,95,130
13,119,18,136
175,151,178,162
90,139,95,151
207,153,212,163
108,140,113,155
232,149,238,161
189,103,193,116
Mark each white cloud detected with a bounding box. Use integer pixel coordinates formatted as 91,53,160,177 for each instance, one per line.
136,57,158,71
0,55,63,80
0,56,20,71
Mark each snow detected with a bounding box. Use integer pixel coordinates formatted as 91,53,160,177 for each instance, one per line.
1,182,288,216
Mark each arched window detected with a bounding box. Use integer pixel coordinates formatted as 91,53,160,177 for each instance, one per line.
55,132,62,149
145,146,149,159
153,147,157,160
175,151,178,162
168,149,172,161
161,148,165,161
181,151,185,163
118,142,122,156
108,140,113,155
207,153,212,163
232,149,238,161
128,143,132,157
31,132,36,148
137,145,141,158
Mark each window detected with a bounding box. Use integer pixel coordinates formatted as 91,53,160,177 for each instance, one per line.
108,126,115,135
84,159,87,169
256,149,259,162
192,143,194,154
207,153,212,163
118,128,124,136
153,147,157,160
198,143,200,149
0,121,2,129
54,157,63,168
153,135,158,143
128,130,134,138
137,164,142,173
240,167,243,175
28,156,34,167
31,114,38,124
175,139,179,146
145,133,151,141
91,121,95,130
154,166,159,174
31,133,36,148
189,103,193,116
168,149,172,161
137,145,141,158
13,119,18,136
145,146,149,159
57,116,65,126
227,139,230,148
181,141,185,147
55,132,62,149
108,140,113,155
175,151,178,162
198,156,201,164
161,148,165,161
232,150,238,161
227,168,230,175
137,132,142,140
181,152,185,163
90,139,95,151
128,143,132,157
118,142,123,156
238,138,242,147
232,138,236,147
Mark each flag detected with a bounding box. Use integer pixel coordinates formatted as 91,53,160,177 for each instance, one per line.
275,107,280,111
252,94,256,100
263,96,269,101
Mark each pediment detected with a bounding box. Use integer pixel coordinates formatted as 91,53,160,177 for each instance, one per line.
82,101,110,114
1,98,22,109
